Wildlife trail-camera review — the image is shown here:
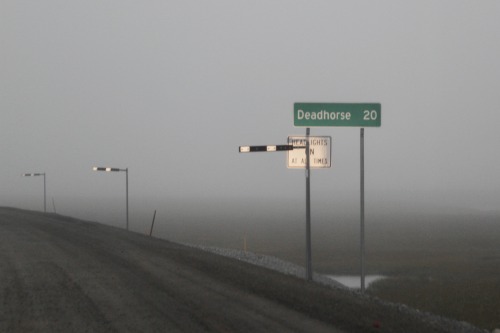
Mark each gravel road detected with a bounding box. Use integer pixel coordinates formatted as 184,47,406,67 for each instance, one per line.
0,208,487,333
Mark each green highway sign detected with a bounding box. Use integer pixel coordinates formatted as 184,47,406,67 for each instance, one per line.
294,103,381,127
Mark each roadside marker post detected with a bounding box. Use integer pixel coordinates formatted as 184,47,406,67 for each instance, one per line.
294,102,381,292
149,210,157,237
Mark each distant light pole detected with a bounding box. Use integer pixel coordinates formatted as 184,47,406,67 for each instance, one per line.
92,167,129,230
22,173,46,213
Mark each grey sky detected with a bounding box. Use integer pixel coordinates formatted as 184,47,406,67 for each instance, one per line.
2,1,500,230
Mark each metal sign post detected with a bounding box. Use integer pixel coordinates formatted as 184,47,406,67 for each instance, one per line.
305,128,312,281
360,128,365,293
126,168,129,231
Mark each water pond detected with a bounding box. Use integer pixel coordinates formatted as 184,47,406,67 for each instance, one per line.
327,275,386,289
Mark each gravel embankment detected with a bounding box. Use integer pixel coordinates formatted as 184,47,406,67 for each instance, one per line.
188,244,490,333
186,244,346,288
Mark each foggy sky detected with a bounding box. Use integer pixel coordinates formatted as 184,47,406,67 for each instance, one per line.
2,1,500,232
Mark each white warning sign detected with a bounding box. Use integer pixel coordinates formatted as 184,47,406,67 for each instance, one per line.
287,136,332,169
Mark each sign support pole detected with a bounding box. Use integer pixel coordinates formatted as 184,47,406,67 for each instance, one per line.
43,173,46,213
126,168,129,231
305,127,312,281
360,128,366,293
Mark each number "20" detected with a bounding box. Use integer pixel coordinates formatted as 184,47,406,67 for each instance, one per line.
363,110,378,121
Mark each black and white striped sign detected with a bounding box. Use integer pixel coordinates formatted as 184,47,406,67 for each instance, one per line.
93,167,123,172
239,145,296,153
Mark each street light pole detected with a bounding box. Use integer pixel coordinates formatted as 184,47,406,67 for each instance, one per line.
92,167,129,230
22,173,46,213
